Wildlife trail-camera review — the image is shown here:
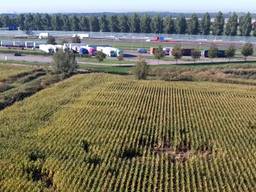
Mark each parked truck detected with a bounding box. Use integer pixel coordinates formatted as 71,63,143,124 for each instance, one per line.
72,33,90,39
39,44,62,54
97,47,123,57
38,33,49,39
204,50,226,58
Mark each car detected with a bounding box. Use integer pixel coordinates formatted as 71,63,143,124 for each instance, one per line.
137,48,148,54
14,52,22,56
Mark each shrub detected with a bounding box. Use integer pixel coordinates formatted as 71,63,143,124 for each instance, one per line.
20,160,54,187
155,68,194,82
120,148,142,159
21,160,43,181
61,40,68,45
72,36,81,43
52,50,78,75
95,51,106,62
117,54,124,61
208,44,218,60
28,150,46,161
154,45,165,60
84,155,102,166
40,74,65,88
191,49,201,63
225,45,236,61
133,56,149,80
241,43,254,61
81,139,90,153
171,45,182,63
47,36,56,45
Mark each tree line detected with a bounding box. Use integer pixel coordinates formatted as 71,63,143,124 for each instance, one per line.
0,12,256,36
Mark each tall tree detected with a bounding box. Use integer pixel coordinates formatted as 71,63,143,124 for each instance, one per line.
41,14,52,30
99,15,110,32
225,13,238,36
225,45,236,61
133,57,149,80
24,14,34,30
70,16,80,31
130,13,141,33
241,43,254,60
172,45,182,63
89,16,100,32
51,15,63,31
151,15,163,34
79,16,90,31
175,16,187,34
140,14,152,33
239,13,252,36
16,14,25,30
253,23,256,37
0,16,3,28
109,15,120,32
119,15,129,33
187,14,199,35
33,13,43,30
200,13,211,35
163,16,175,34
61,15,71,31
1,15,11,27
212,11,224,35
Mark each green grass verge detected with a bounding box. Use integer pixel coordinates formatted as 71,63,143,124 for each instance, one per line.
0,48,48,56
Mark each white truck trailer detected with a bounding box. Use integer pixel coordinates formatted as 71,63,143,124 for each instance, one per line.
72,33,90,39
38,33,49,39
39,44,62,54
97,47,123,57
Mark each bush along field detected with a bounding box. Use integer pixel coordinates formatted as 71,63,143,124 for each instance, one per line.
0,73,256,192
151,64,256,86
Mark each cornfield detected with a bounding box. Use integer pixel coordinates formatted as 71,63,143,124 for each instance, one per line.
0,73,256,192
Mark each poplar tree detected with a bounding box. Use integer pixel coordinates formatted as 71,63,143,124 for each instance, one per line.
109,16,120,32
99,15,110,32
187,14,199,35
140,15,152,33
200,13,211,35
225,13,238,36
119,15,130,33
176,16,187,34
130,13,141,33
239,13,252,36
89,16,100,32
212,11,224,35
163,16,175,34
151,15,163,34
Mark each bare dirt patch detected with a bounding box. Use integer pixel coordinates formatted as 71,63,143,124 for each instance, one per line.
153,139,214,163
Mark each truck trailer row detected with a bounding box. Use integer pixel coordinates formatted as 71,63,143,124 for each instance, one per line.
147,47,227,58
39,43,123,57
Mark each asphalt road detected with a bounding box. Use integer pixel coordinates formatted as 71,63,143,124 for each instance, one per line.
1,53,256,67
0,53,52,63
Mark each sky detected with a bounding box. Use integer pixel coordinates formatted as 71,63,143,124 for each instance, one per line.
0,0,255,13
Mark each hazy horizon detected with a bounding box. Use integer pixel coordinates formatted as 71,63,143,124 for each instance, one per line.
1,0,255,13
